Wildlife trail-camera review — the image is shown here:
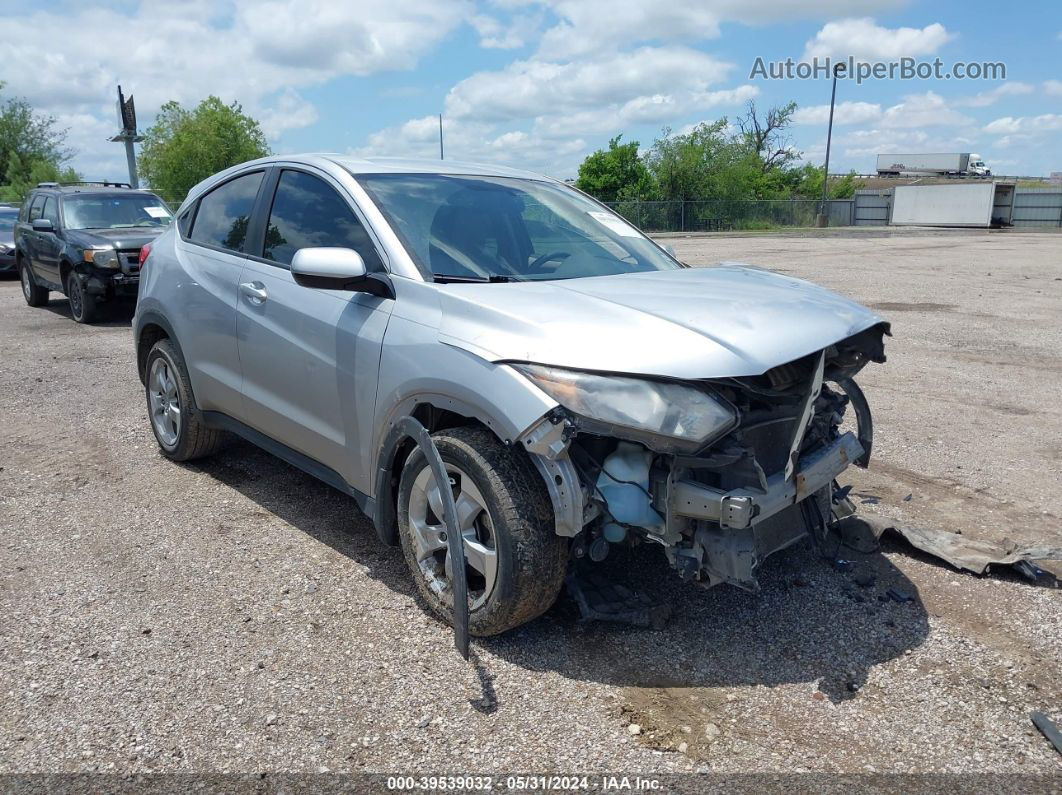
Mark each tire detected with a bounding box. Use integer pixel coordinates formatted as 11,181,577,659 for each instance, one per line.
66,271,98,324
19,260,48,307
144,338,224,461
397,426,568,636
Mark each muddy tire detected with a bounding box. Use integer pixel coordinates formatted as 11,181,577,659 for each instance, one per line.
397,426,568,636
19,260,48,307
144,338,224,462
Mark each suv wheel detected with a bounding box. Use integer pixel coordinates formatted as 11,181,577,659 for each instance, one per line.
66,272,98,324
20,261,49,307
397,426,568,636
144,338,224,461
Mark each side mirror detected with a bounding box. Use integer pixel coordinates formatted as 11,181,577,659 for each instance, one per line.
291,247,394,299
32,218,54,233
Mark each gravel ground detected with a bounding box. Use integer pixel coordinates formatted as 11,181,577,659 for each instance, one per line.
1,229,1060,779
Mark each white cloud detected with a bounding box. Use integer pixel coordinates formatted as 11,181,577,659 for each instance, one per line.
535,1,904,59
793,101,882,125
445,46,732,122
1044,80,1062,97
0,0,468,175
984,114,1062,135
351,114,587,174
469,11,541,49
954,82,1034,107
803,18,954,61
879,92,975,129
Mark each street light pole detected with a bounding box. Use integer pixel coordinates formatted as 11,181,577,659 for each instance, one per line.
817,63,845,227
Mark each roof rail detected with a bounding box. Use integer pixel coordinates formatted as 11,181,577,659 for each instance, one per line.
59,181,134,189
36,181,60,187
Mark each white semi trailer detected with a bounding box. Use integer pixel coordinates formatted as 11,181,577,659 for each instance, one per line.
876,153,991,176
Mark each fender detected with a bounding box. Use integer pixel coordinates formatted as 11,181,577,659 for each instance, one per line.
133,309,185,384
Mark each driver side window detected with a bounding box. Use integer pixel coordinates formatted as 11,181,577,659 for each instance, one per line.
261,170,383,271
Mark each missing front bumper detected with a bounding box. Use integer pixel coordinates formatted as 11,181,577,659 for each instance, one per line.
668,432,864,530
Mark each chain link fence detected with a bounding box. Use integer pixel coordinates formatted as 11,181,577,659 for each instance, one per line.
602,199,855,232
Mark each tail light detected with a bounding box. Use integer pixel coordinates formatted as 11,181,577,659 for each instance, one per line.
138,242,152,269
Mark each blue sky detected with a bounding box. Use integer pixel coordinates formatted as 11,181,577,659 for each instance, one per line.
2,0,1059,181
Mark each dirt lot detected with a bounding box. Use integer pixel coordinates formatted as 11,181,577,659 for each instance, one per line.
1,229,1060,780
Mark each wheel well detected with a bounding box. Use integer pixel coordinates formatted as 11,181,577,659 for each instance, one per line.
375,403,490,545
388,404,481,490
137,324,170,383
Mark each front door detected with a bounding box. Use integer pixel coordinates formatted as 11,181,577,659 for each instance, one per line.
236,168,394,492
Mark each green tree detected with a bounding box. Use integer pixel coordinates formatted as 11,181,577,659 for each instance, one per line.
575,135,654,201
138,96,269,200
786,163,862,199
0,81,77,201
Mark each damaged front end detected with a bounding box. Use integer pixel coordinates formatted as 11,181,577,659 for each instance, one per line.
516,323,889,592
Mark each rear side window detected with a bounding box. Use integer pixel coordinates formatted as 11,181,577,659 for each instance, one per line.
177,204,195,237
261,170,383,270
28,196,46,222
189,171,264,253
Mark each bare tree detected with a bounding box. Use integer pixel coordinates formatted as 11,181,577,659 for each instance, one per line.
736,100,800,172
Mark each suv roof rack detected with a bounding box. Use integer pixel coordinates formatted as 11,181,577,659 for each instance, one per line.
36,180,136,189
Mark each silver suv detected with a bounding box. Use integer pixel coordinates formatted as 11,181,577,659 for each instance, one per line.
134,155,889,635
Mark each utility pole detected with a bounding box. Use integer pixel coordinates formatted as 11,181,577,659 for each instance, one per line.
439,113,444,160
816,63,845,228
108,85,143,188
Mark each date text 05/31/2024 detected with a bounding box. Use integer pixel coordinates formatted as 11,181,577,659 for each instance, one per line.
385,775,663,791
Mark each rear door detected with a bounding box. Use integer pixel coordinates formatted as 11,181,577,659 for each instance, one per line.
36,196,62,284
173,170,268,417
24,195,46,279
235,166,394,492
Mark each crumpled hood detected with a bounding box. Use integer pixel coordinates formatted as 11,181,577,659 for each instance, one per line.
437,264,887,379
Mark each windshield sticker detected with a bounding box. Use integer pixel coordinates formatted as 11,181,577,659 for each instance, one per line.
588,210,639,238
143,206,172,219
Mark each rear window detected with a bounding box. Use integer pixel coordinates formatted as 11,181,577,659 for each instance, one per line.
189,172,264,253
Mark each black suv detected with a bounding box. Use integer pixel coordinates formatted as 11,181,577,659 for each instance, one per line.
15,182,172,323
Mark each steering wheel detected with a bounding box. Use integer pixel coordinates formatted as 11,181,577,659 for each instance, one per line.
528,251,571,270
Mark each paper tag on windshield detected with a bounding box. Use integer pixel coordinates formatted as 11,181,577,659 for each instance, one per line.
144,206,171,219
588,210,639,238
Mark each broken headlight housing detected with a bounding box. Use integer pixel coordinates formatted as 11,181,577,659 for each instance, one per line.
514,364,738,452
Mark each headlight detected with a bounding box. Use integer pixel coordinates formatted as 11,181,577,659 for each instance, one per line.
0,244,10,253
85,248,119,269
514,364,737,450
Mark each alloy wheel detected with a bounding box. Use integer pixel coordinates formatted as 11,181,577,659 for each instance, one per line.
407,464,498,610
148,357,181,447
21,266,31,300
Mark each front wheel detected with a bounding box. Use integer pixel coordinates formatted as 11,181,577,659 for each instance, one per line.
397,426,568,636
20,261,49,307
66,272,98,324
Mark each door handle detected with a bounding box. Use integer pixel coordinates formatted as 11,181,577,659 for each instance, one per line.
239,281,268,304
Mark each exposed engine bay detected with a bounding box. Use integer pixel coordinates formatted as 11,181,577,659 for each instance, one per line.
519,322,889,591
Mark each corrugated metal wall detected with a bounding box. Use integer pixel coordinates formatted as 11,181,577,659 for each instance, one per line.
1009,187,1062,227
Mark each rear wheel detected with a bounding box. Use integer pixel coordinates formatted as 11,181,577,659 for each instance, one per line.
66,272,98,324
144,338,224,461
397,426,568,636
20,261,48,307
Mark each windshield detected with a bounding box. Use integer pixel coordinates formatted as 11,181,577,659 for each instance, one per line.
62,194,173,230
0,214,14,234
355,173,681,281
